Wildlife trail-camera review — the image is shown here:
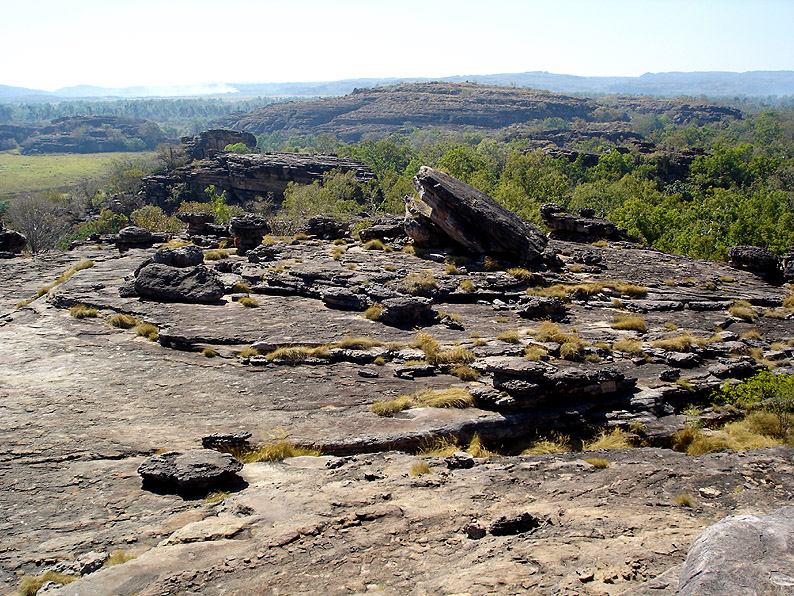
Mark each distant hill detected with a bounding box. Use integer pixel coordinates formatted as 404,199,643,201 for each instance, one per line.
215,81,742,143
1,71,793,102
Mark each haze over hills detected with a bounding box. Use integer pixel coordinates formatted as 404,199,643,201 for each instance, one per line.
2,70,794,102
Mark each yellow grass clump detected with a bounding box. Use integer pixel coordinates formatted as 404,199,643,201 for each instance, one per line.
582,428,632,451
108,313,139,329
610,314,647,333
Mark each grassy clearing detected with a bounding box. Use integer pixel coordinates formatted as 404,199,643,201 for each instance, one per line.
0,150,156,199
16,259,95,308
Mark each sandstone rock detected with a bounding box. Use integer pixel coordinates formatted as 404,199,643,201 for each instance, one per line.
117,226,154,247
229,214,269,255
728,245,781,279
152,245,204,268
488,512,541,536
677,506,794,596
0,225,27,253
138,449,243,491
378,296,434,325
413,166,547,264
201,432,252,451
298,216,350,240
446,451,476,469
404,197,450,247
540,203,638,242
783,247,794,282
518,296,567,320
358,218,406,243
182,129,258,161
133,263,225,303
177,212,215,236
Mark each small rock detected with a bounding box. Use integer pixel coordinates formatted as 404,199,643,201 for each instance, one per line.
446,451,475,470
357,369,380,378
138,449,244,491
488,512,541,536
464,524,486,540
698,487,722,499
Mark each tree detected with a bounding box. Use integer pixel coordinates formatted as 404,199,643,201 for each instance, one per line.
156,144,190,170
6,194,72,253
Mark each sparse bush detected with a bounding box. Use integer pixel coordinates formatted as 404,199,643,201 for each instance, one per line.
7,193,72,253
202,348,217,358
610,314,647,332
715,370,794,436
445,263,464,275
69,304,98,319
521,434,571,455
674,494,696,508
108,313,139,329
231,282,251,294
265,345,330,363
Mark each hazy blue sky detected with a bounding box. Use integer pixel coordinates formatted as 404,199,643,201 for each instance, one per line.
3,0,793,90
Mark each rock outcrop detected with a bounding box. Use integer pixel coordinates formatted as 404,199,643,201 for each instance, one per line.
412,166,548,263
0,225,27,255
540,203,640,242
182,129,258,161
132,263,225,303
677,506,794,596
728,245,782,280
137,449,244,491
229,214,269,255
142,152,376,209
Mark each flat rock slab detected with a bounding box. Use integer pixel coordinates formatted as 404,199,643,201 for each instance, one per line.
677,506,794,596
138,449,244,491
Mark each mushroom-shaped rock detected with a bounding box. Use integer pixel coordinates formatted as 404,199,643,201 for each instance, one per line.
298,215,350,240
117,226,153,247
138,449,243,491
412,166,547,264
152,244,204,268
134,263,225,303
229,214,270,255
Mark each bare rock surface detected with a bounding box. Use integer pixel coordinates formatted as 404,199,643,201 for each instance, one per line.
676,506,794,596
1,232,794,594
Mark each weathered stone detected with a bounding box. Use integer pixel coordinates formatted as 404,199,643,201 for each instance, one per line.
133,263,225,303
152,245,204,268
728,245,781,279
0,226,27,253
201,432,252,451
358,219,406,243
182,129,258,161
783,247,794,282
446,451,476,469
413,166,547,264
177,212,215,236
378,296,434,325
488,513,541,536
677,506,794,596
540,203,639,242
117,226,153,246
707,356,763,379
518,296,567,320
298,216,350,240
137,449,243,491
404,197,450,247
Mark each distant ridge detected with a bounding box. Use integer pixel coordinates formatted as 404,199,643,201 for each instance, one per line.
2,71,794,102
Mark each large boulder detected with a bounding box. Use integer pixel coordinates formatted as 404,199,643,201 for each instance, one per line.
138,449,244,491
152,244,204,268
539,203,638,242
412,166,547,264
728,245,781,279
0,226,27,254
229,213,269,255
134,263,225,303
677,506,794,596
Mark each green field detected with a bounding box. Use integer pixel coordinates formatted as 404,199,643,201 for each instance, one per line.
0,150,157,199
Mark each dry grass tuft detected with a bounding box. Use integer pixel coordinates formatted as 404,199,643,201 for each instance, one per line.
410,462,434,476
418,433,497,457
231,282,251,294
521,434,571,455
364,239,385,250
205,249,230,260
201,348,217,358
449,365,481,381
18,572,78,595
729,301,758,321
507,267,536,283
238,296,259,308
612,338,645,355
584,457,610,469
109,313,139,329
445,263,465,275
238,347,260,358
69,304,98,319
364,303,385,320
582,428,632,451
671,426,729,455
265,345,330,363
674,494,696,508
652,334,704,352
459,279,476,293
103,549,138,568
496,330,521,344
204,491,231,503
335,336,385,350
763,308,788,319
371,395,414,417
399,270,438,296
134,323,159,342
415,387,475,408
524,344,549,361
331,245,347,260
234,440,321,462
610,314,647,333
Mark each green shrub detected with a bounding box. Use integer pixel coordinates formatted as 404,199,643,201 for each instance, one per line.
715,370,794,436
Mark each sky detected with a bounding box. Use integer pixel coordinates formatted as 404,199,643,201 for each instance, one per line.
3,0,793,91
